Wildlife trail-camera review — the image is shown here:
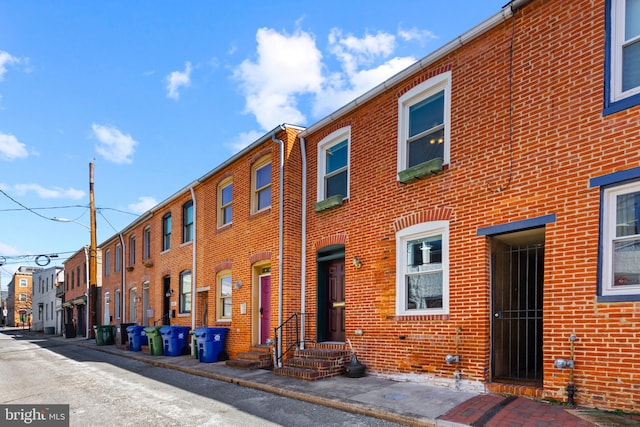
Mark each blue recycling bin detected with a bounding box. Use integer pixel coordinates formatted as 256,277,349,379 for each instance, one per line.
160,325,191,356
126,325,148,352
194,327,229,363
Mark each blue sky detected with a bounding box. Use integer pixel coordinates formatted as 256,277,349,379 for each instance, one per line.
0,0,507,287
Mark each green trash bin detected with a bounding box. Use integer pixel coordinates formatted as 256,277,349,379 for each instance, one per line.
95,325,114,346
144,326,163,356
93,326,102,345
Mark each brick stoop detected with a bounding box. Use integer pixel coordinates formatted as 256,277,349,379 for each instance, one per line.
273,345,351,381
226,344,272,370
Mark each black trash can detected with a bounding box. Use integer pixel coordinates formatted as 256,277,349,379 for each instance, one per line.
64,323,76,338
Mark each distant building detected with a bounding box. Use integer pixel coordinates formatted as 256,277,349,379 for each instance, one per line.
6,266,41,327
31,266,64,334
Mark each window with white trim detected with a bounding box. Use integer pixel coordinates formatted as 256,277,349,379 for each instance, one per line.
217,271,232,321
162,213,172,251
397,72,450,174
143,226,151,259
252,157,272,213
182,200,194,243
115,243,121,272
105,249,111,276
317,127,350,201
608,0,640,106
179,270,191,314
396,221,449,315
218,179,233,227
115,290,121,319
19,278,27,287
601,180,640,297
129,235,136,266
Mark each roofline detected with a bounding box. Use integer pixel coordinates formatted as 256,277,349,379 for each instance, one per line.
98,123,305,247
297,0,531,138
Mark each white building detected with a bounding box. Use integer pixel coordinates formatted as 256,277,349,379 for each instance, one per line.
32,266,64,334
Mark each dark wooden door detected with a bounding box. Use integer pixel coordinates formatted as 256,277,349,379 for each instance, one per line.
327,259,345,342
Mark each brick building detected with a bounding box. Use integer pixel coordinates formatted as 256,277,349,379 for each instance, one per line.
97,125,303,358
296,0,639,412
62,247,101,338
83,0,638,412
6,266,40,327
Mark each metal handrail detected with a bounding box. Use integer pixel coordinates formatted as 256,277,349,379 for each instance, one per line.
273,312,315,367
154,313,170,326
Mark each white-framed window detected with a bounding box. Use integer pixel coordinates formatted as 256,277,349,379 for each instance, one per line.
143,226,151,259
105,249,111,276
19,293,28,302
182,200,194,243
317,127,350,201
396,221,449,315
218,179,233,227
252,157,272,213
129,235,136,266
115,289,121,319
217,271,232,321
601,180,640,297
129,288,137,323
19,278,27,287
179,270,192,314
115,243,122,272
162,213,172,251
397,72,451,174
609,0,640,105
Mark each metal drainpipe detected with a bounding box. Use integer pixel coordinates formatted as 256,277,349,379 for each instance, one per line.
271,126,285,367
189,186,196,338
119,233,126,323
299,137,307,349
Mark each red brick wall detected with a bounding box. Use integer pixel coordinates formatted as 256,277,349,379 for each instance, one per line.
302,0,639,412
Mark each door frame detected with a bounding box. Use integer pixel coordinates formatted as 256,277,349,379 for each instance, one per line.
316,244,346,343
490,227,545,385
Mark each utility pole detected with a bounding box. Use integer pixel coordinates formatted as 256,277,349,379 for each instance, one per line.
89,162,97,337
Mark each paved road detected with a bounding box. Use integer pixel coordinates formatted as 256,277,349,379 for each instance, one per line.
0,331,403,426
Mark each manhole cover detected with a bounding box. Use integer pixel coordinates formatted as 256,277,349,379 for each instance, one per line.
384,393,408,401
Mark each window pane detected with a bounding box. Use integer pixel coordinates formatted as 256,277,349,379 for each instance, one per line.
256,163,271,189
616,190,640,237
623,39,640,91
325,139,348,174
626,0,640,40
407,272,443,309
223,205,232,224
408,127,445,168
409,90,444,138
221,184,232,205
221,276,232,297
613,238,640,286
257,187,271,210
326,170,347,198
407,235,442,270
223,298,232,317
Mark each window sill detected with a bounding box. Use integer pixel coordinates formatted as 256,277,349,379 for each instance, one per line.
597,294,640,303
398,157,444,184
314,194,344,212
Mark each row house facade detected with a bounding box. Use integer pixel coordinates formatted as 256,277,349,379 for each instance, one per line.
31,265,64,334
62,247,102,338
296,0,639,412
75,0,637,413
98,125,303,358
5,266,40,327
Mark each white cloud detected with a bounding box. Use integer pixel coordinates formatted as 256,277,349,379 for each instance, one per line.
128,196,158,214
0,132,28,160
165,61,192,100
234,26,422,131
0,51,20,81
92,123,138,164
398,27,438,45
234,28,323,129
226,130,265,153
12,183,85,199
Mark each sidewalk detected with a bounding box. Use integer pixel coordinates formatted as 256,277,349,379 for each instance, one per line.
8,329,640,427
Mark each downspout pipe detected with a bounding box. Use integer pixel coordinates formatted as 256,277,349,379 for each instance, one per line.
119,233,126,324
271,126,285,367
299,137,307,348
190,186,197,340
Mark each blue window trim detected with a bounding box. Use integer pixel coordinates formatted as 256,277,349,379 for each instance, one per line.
590,167,640,302
589,166,640,188
603,0,640,115
477,214,556,237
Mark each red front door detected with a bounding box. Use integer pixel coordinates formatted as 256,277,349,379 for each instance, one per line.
327,259,345,342
260,275,271,344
